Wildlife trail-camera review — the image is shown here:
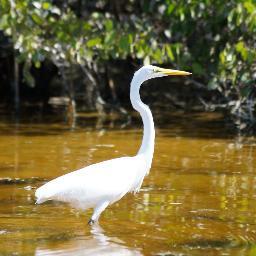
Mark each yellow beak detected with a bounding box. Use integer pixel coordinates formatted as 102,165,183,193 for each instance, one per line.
157,67,192,76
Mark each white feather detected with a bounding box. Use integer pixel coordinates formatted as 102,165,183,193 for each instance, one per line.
35,156,146,210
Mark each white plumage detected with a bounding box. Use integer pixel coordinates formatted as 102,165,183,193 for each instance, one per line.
36,156,145,209
35,65,191,224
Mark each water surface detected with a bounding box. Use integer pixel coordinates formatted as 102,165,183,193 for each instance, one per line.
0,111,256,256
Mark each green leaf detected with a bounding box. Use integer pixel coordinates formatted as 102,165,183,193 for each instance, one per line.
31,13,44,25
0,14,9,29
104,31,115,46
35,61,41,68
105,20,113,31
152,48,162,62
235,41,248,60
0,0,9,9
86,37,101,48
165,44,174,61
167,4,175,15
244,1,255,14
42,2,51,10
128,34,133,44
119,35,129,53
220,52,225,64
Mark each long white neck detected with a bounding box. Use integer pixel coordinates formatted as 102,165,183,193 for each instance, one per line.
130,74,155,171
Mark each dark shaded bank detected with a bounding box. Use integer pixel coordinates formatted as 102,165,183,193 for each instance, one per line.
0,50,215,115
0,45,249,134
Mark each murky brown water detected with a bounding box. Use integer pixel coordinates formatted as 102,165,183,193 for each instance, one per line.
1,111,256,256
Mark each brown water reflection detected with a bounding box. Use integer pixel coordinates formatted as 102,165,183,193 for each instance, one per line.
0,111,256,255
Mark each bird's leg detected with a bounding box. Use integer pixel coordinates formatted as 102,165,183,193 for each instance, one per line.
88,201,109,225
88,219,95,225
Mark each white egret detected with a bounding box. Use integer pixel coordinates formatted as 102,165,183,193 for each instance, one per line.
35,65,191,224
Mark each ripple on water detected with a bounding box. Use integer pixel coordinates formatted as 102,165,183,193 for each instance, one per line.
0,177,48,185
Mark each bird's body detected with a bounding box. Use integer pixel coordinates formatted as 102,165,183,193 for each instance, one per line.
35,65,191,224
36,156,146,209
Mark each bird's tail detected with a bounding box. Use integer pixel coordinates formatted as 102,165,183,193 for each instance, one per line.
35,197,47,204
35,185,50,204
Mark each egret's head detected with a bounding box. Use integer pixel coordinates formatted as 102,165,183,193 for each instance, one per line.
135,65,191,83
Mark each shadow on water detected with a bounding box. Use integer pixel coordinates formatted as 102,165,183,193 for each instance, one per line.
0,109,237,139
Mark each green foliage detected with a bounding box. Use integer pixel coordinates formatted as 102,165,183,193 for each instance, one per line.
0,0,255,124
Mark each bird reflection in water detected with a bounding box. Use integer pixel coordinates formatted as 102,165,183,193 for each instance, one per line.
35,224,142,256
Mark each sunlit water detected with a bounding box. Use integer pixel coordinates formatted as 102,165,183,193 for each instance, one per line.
0,111,256,256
